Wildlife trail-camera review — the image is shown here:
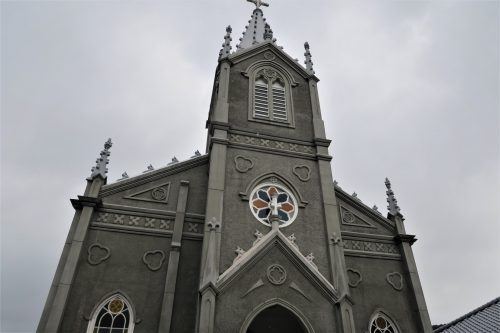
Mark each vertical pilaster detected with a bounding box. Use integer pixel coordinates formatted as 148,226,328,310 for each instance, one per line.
394,216,432,333
41,177,104,333
36,209,82,332
309,78,356,332
158,180,190,333
198,59,231,333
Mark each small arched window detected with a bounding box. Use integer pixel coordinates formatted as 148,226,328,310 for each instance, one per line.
87,294,134,333
369,312,399,333
250,67,293,126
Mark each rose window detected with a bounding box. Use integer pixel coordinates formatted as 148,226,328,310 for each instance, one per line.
250,183,298,227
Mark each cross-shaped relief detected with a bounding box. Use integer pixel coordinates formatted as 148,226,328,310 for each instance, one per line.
269,193,282,217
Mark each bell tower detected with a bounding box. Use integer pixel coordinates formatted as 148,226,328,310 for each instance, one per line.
200,1,357,332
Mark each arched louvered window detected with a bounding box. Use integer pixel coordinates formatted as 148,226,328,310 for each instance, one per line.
251,68,292,125
87,294,134,333
369,312,399,333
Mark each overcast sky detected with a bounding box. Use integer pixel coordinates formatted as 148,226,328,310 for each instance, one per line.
1,0,498,331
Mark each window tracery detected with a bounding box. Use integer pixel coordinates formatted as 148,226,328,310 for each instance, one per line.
369,312,399,333
87,294,134,333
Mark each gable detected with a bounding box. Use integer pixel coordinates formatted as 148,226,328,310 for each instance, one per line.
335,187,396,237
98,155,209,215
229,41,317,81
216,229,337,303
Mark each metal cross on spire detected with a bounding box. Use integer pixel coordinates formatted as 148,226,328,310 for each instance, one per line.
247,0,269,9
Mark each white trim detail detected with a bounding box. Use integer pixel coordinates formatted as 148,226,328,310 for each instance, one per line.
86,293,135,333
368,310,400,333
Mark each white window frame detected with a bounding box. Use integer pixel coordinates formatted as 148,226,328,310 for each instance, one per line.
86,294,135,333
368,311,400,333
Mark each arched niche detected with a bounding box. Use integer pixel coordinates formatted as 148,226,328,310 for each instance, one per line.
239,172,308,208
240,298,315,333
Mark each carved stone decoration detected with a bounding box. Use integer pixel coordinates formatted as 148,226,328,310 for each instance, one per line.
151,187,168,201
342,211,356,224
264,51,276,61
253,230,264,245
347,268,362,288
234,155,254,173
267,264,287,285
340,206,376,228
306,253,317,269
386,272,404,291
242,278,265,298
234,247,246,264
87,243,111,265
287,234,299,249
292,165,311,182
123,182,170,204
289,282,311,302
142,250,166,271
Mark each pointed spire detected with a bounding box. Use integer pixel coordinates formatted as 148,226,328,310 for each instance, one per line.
89,139,112,180
385,178,402,217
304,42,315,74
237,8,273,49
219,25,232,60
263,23,273,40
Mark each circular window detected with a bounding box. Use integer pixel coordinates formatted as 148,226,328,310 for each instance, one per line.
249,183,298,228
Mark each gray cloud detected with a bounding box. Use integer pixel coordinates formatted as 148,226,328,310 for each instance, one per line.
1,0,498,331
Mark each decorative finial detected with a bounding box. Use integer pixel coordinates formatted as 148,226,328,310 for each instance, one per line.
143,164,154,173
385,178,402,216
247,0,269,9
304,42,315,74
168,157,179,165
263,23,273,40
89,138,112,180
117,172,129,181
219,25,233,60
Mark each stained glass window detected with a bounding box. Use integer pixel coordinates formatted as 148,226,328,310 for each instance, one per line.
250,183,298,227
369,313,398,333
87,295,134,333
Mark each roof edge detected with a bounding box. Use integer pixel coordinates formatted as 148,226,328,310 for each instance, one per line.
434,297,500,332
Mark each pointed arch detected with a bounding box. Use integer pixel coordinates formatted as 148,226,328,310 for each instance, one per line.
368,309,401,333
86,291,135,333
243,61,297,128
239,298,315,333
239,172,308,208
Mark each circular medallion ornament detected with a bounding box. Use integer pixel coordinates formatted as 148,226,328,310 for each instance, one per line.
249,183,298,227
108,298,124,314
151,187,168,201
264,51,276,60
267,264,287,285
342,211,355,224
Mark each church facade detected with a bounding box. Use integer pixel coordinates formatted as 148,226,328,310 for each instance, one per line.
37,3,433,333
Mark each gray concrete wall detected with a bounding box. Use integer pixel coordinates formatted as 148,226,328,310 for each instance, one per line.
215,245,337,333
